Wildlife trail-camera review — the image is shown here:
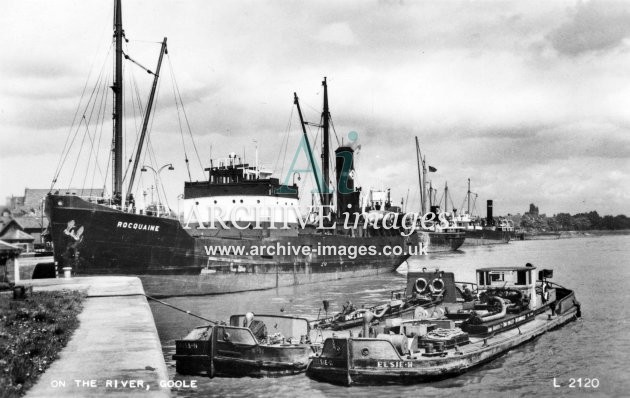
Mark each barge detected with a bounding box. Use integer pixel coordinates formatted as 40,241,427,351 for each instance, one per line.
173,314,315,377
307,265,580,385
312,269,462,331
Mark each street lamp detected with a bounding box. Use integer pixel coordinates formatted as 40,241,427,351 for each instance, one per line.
141,163,174,216
293,172,301,185
141,163,174,174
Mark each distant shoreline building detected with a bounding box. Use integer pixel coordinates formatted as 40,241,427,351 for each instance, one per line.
3,188,104,251
6,188,104,216
525,203,540,217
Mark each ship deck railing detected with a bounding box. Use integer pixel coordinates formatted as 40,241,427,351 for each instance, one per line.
79,196,176,219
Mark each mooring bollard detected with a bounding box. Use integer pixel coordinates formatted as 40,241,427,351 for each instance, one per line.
63,267,72,279
13,286,26,300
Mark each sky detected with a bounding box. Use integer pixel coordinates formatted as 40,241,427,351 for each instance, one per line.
1,0,630,217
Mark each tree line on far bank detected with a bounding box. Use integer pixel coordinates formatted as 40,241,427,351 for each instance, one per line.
519,210,630,231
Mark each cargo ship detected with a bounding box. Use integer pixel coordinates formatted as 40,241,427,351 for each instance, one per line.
44,0,418,297
452,179,511,245
412,137,466,252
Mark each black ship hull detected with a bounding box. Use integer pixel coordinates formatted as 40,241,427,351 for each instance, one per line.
422,231,465,252
45,195,418,297
462,229,510,245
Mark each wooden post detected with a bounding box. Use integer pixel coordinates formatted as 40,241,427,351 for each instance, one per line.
346,338,353,386
13,257,20,283
208,326,217,378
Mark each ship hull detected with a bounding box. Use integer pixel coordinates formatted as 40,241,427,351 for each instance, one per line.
462,229,510,245
423,231,465,252
45,195,417,297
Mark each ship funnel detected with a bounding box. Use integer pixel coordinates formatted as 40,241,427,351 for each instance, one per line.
335,146,361,217
486,200,494,226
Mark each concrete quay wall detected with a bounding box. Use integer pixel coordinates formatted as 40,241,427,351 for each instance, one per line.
20,276,170,398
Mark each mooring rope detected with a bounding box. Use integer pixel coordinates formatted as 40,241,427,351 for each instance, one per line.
144,294,219,324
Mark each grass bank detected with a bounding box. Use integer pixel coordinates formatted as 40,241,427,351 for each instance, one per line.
0,290,85,398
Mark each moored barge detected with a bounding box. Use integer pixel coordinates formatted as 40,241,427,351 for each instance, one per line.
173,314,315,377
307,265,580,385
312,269,462,331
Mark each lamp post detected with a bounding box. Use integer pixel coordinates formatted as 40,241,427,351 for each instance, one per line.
293,172,301,185
176,194,184,223
141,163,174,216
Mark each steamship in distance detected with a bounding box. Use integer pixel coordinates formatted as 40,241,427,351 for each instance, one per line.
452,179,512,245
45,0,418,297
412,137,466,252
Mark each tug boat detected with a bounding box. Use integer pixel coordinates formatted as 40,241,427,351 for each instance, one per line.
173,314,314,377
311,269,462,331
306,265,580,385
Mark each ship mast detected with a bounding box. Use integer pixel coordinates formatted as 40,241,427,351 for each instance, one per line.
321,77,331,216
467,178,471,215
294,93,324,202
415,136,425,214
112,0,124,201
126,38,168,198
444,181,448,213
422,156,428,213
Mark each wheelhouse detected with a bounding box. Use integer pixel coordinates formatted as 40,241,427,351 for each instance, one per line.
476,266,537,310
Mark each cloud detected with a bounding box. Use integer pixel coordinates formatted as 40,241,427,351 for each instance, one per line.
1,0,630,216
547,1,630,56
313,22,357,46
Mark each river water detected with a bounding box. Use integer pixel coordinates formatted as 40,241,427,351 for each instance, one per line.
149,234,630,397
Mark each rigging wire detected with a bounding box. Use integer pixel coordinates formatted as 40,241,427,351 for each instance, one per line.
81,71,110,191
51,44,113,190
52,45,112,191
167,57,192,181
67,68,110,189
144,79,172,212
436,191,444,210
89,73,111,196
122,66,146,185
329,116,341,147
68,117,91,189
446,188,455,211
122,51,156,75
275,106,294,178
127,60,154,198
168,55,205,178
